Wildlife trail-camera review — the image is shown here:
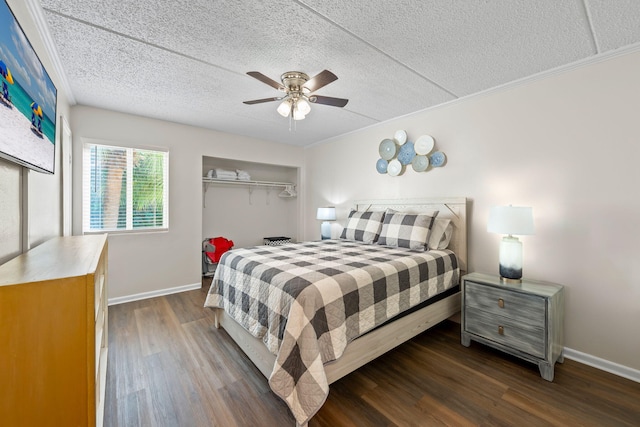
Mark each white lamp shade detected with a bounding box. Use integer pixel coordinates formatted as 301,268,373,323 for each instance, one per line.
487,206,534,236
316,207,336,221
293,103,306,120
277,99,291,117
297,98,311,115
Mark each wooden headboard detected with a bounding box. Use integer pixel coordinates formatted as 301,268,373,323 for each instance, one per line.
354,197,468,273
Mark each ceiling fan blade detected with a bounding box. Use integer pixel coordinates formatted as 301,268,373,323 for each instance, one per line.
304,70,338,93
243,97,283,105
310,95,349,108
246,71,285,91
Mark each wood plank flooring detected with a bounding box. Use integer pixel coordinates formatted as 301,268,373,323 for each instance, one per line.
104,280,640,426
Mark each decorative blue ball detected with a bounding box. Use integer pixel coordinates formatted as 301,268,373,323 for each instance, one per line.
397,141,416,165
376,158,388,174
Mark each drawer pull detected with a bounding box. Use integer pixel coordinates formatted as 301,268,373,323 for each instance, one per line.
498,325,504,335
498,298,504,308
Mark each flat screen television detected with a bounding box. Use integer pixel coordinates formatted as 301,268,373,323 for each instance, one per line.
0,0,57,174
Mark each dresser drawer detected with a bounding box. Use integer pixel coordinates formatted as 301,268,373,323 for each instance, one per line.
465,307,545,358
465,281,546,327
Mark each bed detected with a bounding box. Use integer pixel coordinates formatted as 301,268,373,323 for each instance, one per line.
205,197,467,426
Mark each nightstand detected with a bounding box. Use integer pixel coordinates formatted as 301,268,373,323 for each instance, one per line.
461,272,564,381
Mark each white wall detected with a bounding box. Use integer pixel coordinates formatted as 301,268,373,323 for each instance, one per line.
0,0,71,264
71,106,305,300
303,50,640,371
0,159,22,263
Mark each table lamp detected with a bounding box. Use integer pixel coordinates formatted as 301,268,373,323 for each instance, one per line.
487,205,534,283
316,207,336,240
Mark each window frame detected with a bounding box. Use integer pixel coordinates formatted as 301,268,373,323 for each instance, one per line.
82,138,169,235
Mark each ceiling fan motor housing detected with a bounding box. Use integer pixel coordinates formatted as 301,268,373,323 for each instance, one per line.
281,72,309,94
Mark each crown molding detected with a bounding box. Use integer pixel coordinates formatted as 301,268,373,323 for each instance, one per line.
24,0,76,105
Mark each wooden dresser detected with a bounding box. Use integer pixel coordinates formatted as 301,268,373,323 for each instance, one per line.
0,234,108,427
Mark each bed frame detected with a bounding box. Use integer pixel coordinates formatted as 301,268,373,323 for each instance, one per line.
212,197,467,422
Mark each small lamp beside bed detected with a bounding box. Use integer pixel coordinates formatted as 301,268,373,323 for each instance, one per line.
487,205,534,283
317,207,336,239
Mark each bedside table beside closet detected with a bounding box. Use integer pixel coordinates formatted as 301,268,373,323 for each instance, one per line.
0,234,109,427
461,272,564,381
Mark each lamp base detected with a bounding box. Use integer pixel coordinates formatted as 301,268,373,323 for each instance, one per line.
320,221,331,240
498,235,523,281
500,276,522,284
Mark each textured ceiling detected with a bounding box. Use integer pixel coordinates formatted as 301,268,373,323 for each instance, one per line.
37,0,640,146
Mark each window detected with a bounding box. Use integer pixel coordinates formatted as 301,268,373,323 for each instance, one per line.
83,142,168,233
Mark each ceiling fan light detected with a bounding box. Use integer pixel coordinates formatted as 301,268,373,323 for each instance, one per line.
293,106,306,121
296,98,311,115
277,99,291,117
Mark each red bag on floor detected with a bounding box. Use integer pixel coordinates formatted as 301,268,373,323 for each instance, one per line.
204,237,234,263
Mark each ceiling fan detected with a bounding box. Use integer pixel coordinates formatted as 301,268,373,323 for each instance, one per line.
243,70,349,121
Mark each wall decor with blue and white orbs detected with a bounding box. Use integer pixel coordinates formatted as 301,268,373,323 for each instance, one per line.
376,130,446,176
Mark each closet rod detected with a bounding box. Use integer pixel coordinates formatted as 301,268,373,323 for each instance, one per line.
202,178,296,207
202,178,294,188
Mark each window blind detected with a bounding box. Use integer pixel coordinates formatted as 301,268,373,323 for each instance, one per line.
83,143,168,233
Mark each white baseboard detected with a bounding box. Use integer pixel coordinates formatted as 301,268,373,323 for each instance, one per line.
564,347,640,383
108,282,202,306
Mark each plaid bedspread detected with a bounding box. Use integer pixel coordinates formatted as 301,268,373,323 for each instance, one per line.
204,240,459,425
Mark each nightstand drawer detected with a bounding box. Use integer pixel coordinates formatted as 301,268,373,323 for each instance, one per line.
465,307,545,358
465,281,546,327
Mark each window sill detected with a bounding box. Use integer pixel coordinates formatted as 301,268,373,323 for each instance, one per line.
83,228,169,237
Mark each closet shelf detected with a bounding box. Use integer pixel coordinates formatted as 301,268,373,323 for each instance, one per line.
202,177,294,189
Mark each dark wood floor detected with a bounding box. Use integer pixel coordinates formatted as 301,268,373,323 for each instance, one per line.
105,280,640,426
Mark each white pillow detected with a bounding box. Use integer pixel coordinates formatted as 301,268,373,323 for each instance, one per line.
428,218,453,250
